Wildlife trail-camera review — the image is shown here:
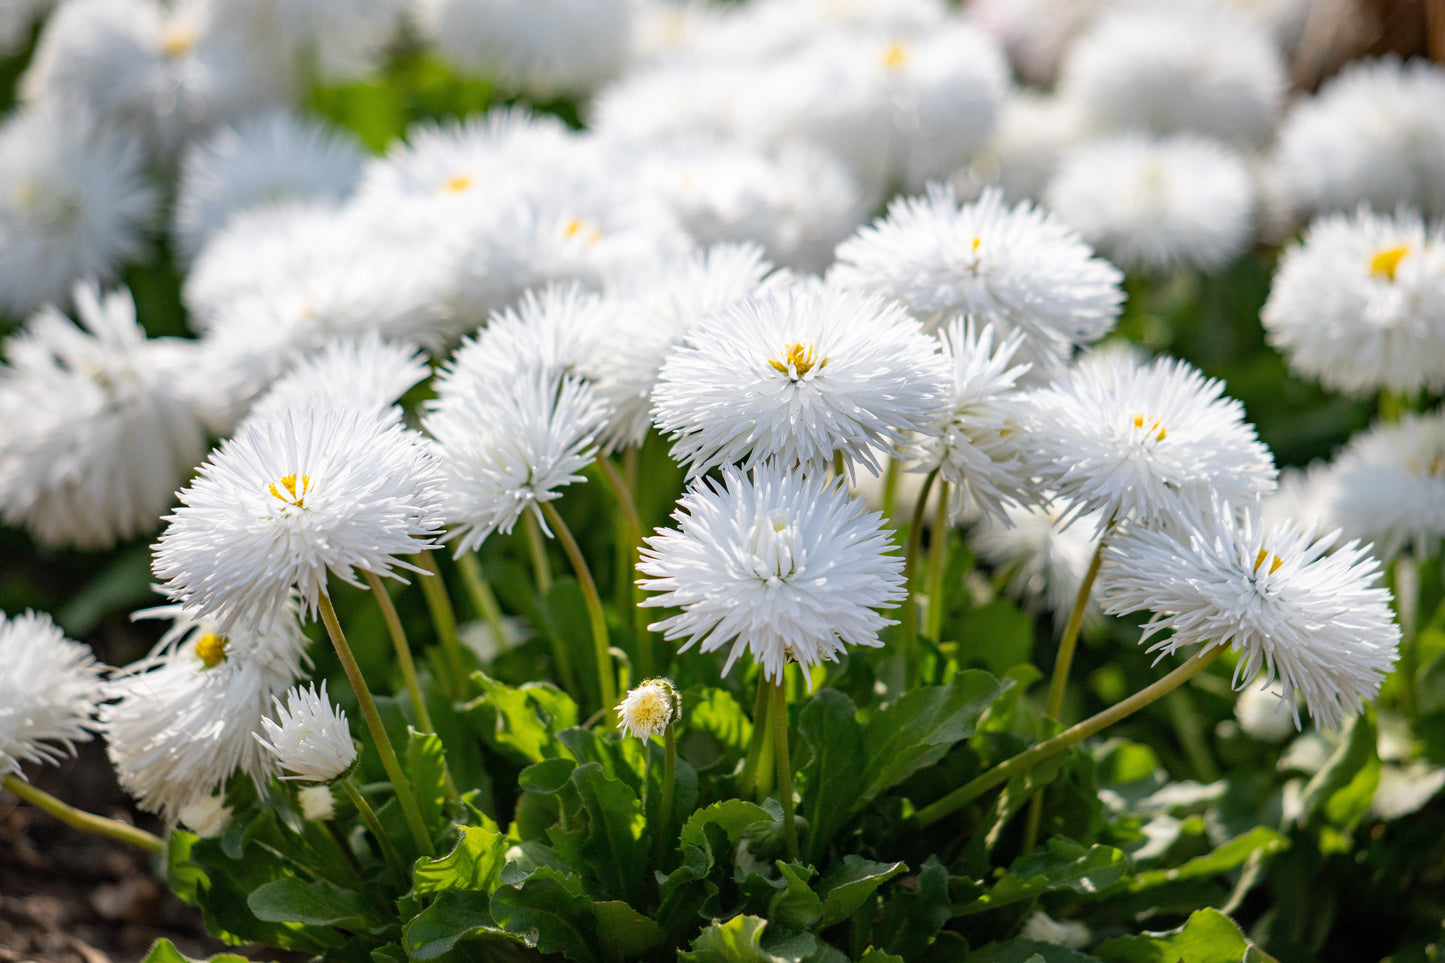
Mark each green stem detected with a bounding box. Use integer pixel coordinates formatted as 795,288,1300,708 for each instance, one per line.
737,674,772,799
339,777,407,886
457,551,510,655
417,551,467,698
524,510,555,595
540,501,618,715
772,678,798,861
881,456,901,525
2,774,163,853
916,646,1225,828
656,724,677,865
901,468,940,690
924,481,951,643
1044,535,1107,720
365,570,434,734
318,593,435,857
1391,554,1421,725
597,454,653,680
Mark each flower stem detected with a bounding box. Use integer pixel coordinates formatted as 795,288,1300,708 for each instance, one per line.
339,777,407,886
916,646,1225,828
1391,554,1421,726
318,592,435,857
881,456,902,524
772,677,799,861
924,481,951,643
457,551,510,657
2,774,163,853
524,510,554,595
737,673,772,799
365,570,434,734
417,550,467,698
901,468,940,689
655,723,677,865
596,453,653,679
540,500,617,715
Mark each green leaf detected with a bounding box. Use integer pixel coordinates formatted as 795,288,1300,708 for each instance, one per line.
681,686,755,772
247,877,366,927
402,890,518,960
1094,907,1279,963
679,915,817,963
795,688,865,862
857,951,905,963
1128,826,1287,891
572,762,648,905
873,856,951,959
1298,712,1379,834
593,901,667,960
491,866,601,963
965,941,1098,963
406,726,450,835
955,838,1129,916
680,799,778,851
466,671,579,763
769,861,823,931
412,823,508,895
817,856,908,928
953,599,1034,676
139,939,257,963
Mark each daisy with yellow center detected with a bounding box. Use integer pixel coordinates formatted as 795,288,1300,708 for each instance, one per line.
1368,243,1411,281
615,679,680,741
194,632,228,668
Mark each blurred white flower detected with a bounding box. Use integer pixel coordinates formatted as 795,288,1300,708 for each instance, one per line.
638,464,906,684
969,500,1107,631
0,611,104,779
1329,410,1445,561
0,284,211,549
653,279,949,479
1100,502,1399,729
178,792,232,837
255,681,357,783
1234,682,1297,743
1045,132,1256,275
0,104,156,317
1261,206,1445,397
298,785,336,821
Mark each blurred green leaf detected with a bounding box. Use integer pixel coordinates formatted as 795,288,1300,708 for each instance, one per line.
1094,907,1278,962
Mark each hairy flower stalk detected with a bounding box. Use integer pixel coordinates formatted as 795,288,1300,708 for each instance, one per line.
2,774,164,853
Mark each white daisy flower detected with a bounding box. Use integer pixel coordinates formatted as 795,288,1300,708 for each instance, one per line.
0,611,104,779
417,0,633,99
298,785,336,821
1270,57,1445,222
1023,351,1277,531
449,283,616,386
969,500,1107,631
1260,207,1445,397
425,367,607,554
0,284,211,549
831,184,1124,371
172,108,367,263
1328,410,1445,561
1044,132,1257,275
1260,461,1345,538
1233,682,1297,743
0,103,157,318
652,279,950,479
243,334,431,427
152,407,445,632
592,243,778,451
22,0,292,158
177,791,232,837
103,605,308,818
212,0,407,82
254,681,357,783
615,678,680,741
967,89,1086,204
637,464,906,684
968,0,1111,85
1056,0,1284,148
912,317,1036,523
1099,501,1400,729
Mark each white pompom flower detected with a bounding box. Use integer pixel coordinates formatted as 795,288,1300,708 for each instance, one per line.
152,406,446,632
1099,502,1400,729
255,681,357,783
637,464,907,685
0,611,105,779
1261,207,1445,397
615,678,681,742
652,279,950,479
1327,410,1445,561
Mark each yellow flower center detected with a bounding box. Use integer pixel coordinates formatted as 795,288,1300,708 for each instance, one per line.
1369,243,1411,281
268,473,311,507
1132,414,1167,442
195,632,228,668
562,217,602,244
1253,550,1283,575
1405,454,1445,477
443,173,474,194
159,22,197,58
880,41,911,70
768,342,824,377
623,690,670,732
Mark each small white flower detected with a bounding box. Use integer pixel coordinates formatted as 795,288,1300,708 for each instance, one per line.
638,464,906,684
1234,683,1297,744
1328,410,1445,561
178,792,232,837
911,317,1035,523
1261,207,1445,397
1045,133,1256,275
969,499,1107,632
1023,351,1277,531
653,279,949,478
1099,502,1400,729
831,184,1123,372
0,611,104,779
255,682,357,783
426,367,607,553
298,784,337,821
152,406,445,631
615,678,680,741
